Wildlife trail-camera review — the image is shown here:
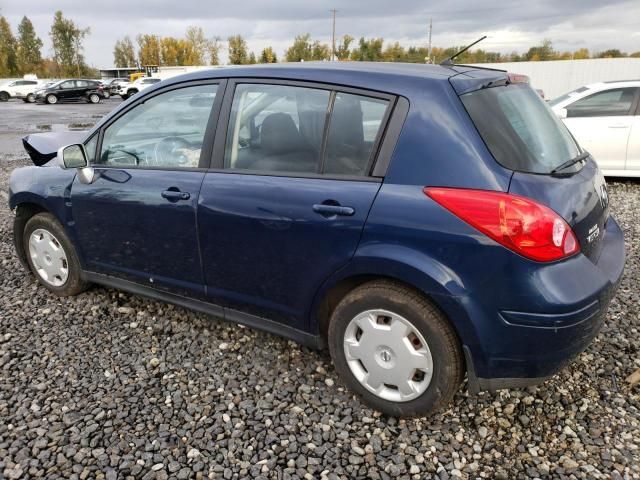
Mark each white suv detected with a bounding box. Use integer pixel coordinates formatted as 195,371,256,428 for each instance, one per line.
117,77,162,100
0,79,42,103
550,80,640,177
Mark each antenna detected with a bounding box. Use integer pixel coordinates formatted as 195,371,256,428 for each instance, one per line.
440,35,487,66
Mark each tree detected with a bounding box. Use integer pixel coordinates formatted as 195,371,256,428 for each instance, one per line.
248,52,257,64
310,40,330,61
596,49,626,58
137,34,161,66
285,34,313,62
260,47,277,63
113,36,136,67
335,35,353,60
383,42,406,62
572,48,590,59
350,38,384,61
631,51,640,58
228,35,249,65
184,26,208,65
16,16,42,74
0,16,18,76
525,39,555,61
160,36,188,66
208,37,222,65
50,11,90,77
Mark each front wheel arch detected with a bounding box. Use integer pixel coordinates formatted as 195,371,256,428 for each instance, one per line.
13,203,48,268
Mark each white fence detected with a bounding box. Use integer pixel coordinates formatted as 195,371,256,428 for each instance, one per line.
471,58,640,100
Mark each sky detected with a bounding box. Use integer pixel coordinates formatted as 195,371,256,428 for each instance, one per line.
1,0,639,66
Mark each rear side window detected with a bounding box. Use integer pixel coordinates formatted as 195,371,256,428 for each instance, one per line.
566,87,638,117
224,83,390,176
324,93,389,176
461,84,580,174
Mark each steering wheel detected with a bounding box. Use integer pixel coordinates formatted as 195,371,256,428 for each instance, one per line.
154,136,194,166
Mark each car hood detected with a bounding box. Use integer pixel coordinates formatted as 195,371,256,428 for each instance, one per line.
23,131,88,166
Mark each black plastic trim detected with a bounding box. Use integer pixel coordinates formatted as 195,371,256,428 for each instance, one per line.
83,271,325,350
372,96,409,177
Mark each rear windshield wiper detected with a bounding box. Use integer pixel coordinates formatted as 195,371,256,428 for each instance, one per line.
551,151,589,174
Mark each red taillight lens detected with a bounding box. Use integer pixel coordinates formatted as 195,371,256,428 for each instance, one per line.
424,187,580,262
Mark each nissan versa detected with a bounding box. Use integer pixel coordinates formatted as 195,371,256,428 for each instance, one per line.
8,63,625,416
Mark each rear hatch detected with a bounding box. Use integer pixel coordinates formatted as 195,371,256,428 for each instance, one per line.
453,71,609,262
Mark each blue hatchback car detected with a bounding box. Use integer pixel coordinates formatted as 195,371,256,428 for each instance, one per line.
9,63,625,416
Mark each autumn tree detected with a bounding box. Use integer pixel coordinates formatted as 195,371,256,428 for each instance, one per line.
350,38,384,61
50,11,90,77
184,26,208,65
596,49,626,58
335,35,353,60
228,35,250,64
525,39,555,61
285,34,312,61
113,36,136,67
260,46,277,63
0,16,18,76
16,16,42,74
137,34,161,65
208,37,222,65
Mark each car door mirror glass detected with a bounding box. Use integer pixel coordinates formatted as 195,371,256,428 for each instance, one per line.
59,144,88,169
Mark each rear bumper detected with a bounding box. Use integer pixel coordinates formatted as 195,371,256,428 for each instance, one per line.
461,216,625,392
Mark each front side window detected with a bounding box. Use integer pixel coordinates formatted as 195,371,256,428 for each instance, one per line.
225,84,330,173
566,87,638,117
98,84,217,168
324,93,389,175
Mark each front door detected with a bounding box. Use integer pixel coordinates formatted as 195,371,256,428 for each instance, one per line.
70,81,222,296
563,87,639,171
198,82,392,327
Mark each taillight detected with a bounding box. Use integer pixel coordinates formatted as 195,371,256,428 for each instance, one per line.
424,187,580,262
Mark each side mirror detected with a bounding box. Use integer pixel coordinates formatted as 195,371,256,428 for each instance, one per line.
58,143,95,184
58,144,88,169
558,108,568,119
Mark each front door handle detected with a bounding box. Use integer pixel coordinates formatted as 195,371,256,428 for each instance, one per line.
313,204,355,217
161,189,190,202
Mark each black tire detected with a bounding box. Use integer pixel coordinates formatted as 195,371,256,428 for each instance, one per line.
88,93,100,104
328,280,464,417
23,213,89,297
0,91,9,102
127,89,138,97
46,94,58,105
120,94,129,100
26,93,35,103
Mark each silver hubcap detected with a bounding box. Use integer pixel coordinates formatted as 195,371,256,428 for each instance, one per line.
343,309,433,402
28,229,69,287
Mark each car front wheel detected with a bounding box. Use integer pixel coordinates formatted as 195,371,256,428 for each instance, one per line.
328,280,464,417
23,213,89,296
46,94,58,104
0,91,9,102
88,93,100,104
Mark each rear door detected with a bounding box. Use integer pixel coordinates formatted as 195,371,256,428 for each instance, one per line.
198,80,393,327
562,87,639,171
70,81,223,296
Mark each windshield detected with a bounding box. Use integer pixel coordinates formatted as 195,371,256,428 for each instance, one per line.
461,84,580,174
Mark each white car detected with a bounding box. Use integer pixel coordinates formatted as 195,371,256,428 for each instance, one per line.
117,77,162,100
550,80,640,177
0,79,42,103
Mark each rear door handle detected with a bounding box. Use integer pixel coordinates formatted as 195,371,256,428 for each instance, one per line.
313,204,355,217
161,189,190,201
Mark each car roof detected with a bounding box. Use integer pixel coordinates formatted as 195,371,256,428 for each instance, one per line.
161,62,506,95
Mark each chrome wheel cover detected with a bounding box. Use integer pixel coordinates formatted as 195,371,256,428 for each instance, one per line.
343,309,433,402
28,229,69,287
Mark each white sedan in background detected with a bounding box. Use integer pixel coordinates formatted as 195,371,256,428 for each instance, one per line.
550,80,640,177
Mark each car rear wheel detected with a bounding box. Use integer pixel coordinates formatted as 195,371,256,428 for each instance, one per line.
88,93,100,104
23,213,89,296
127,89,138,97
26,93,35,103
328,280,464,417
46,94,58,105
0,91,9,102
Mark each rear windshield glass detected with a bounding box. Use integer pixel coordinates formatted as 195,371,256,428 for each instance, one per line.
461,84,580,174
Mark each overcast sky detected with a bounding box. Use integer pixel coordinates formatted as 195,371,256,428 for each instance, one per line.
1,0,639,66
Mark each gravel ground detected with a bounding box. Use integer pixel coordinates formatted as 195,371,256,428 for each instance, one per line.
0,148,639,478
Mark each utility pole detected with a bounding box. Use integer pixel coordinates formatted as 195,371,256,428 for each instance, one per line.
330,9,338,61
427,18,433,63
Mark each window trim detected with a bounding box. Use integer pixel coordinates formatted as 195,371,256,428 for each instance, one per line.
93,79,227,172
566,87,640,118
209,78,401,180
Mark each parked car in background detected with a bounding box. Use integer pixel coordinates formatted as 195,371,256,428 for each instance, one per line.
103,78,130,95
0,78,41,103
35,79,106,105
550,80,640,177
117,77,161,99
10,63,625,416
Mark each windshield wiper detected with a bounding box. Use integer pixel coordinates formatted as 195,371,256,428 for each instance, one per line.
551,151,589,174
